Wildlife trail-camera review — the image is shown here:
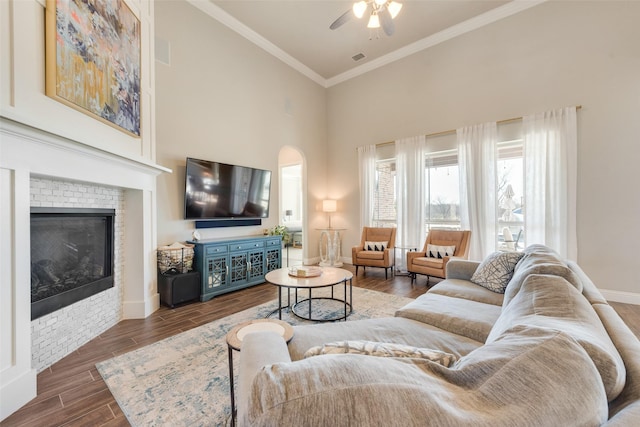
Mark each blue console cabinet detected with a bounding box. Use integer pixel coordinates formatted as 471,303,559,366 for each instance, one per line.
190,235,282,301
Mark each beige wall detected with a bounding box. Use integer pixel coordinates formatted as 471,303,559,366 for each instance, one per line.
154,1,327,256
327,1,640,298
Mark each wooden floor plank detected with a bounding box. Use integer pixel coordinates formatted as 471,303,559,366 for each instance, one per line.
2,267,638,427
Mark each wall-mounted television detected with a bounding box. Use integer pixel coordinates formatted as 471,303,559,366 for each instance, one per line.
184,157,272,220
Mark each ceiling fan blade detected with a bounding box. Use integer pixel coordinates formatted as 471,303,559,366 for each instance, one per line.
330,9,353,30
379,8,395,36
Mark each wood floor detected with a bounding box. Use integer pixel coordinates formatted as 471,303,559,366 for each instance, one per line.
2,266,639,427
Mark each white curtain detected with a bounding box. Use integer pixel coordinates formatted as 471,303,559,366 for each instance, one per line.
523,106,577,260
357,144,377,229
457,122,497,261
395,136,427,270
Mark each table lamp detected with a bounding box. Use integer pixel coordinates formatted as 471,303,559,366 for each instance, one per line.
322,199,337,228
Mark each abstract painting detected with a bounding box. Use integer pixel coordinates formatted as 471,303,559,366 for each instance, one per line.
46,0,141,137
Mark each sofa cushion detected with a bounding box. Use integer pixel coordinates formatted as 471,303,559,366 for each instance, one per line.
427,244,455,259
567,260,608,304
365,241,388,251
395,293,501,343
245,326,608,426
487,273,626,402
428,279,504,306
503,244,582,307
470,251,524,293
304,340,457,367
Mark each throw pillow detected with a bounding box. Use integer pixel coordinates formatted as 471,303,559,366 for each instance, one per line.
303,340,457,367
426,244,456,259
471,251,524,293
365,241,388,251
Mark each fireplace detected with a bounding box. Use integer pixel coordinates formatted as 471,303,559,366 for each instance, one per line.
30,207,115,320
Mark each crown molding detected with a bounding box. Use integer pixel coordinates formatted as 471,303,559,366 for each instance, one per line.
187,0,547,89
186,0,327,87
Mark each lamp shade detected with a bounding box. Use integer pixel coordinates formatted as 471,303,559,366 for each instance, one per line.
285,209,293,216
388,1,403,19
352,1,367,18
322,199,337,213
367,13,380,29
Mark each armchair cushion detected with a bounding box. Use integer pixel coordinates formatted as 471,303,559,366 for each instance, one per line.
365,241,388,251
412,256,444,269
357,251,385,260
427,244,456,259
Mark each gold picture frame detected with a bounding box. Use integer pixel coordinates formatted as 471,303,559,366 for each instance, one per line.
45,0,141,137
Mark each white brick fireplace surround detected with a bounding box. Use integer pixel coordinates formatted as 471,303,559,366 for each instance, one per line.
30,177,125,372
1,118,169,418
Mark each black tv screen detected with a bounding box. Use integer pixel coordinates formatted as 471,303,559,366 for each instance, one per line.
184,157,272,220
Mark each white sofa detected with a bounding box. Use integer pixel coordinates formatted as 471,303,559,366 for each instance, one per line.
237,245,640,426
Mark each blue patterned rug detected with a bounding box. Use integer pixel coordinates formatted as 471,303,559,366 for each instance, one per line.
96,287,413,426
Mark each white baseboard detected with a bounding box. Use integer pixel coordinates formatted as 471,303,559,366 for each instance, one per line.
600,289,640,305
0,369,36,422
122,292,160,319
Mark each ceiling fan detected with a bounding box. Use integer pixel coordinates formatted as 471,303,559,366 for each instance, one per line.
330,0,403,36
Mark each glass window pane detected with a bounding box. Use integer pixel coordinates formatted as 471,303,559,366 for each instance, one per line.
374,160,396,228
427,165,460,227
497,144,524,251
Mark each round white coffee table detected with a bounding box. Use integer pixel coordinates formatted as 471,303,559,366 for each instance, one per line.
265,267,353,322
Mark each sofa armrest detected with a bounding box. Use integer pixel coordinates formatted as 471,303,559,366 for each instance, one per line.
238,332,292,425
445,259,480,280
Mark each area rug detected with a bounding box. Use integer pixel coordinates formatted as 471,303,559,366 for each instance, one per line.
96,287,413,427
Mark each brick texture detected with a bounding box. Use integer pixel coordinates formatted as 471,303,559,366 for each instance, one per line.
30,178,125,372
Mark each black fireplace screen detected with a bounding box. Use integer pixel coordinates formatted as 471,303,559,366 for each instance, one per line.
31,208,115,320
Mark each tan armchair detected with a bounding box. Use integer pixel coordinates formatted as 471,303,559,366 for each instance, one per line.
407,229,471,285
352,227,397,279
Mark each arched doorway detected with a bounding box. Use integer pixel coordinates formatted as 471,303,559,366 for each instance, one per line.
278,147,305,267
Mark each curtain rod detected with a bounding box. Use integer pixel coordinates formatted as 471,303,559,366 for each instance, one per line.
373,105,582,149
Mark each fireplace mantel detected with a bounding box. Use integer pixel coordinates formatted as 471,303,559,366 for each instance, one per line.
0,117,170,420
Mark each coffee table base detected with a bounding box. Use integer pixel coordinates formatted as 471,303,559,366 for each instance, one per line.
291,297,352,322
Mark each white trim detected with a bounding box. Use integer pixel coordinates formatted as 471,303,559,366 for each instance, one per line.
186,0,547,88
600,289,640,306
185,0,326,87
0,369,37,422
1,117,171,176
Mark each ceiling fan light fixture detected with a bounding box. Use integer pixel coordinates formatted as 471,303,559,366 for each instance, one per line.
388,1,403,19
374,0,387,6
353,1,367,19
367,13,380,29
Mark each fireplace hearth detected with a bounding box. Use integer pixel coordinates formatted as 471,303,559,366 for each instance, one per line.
30,207,115,320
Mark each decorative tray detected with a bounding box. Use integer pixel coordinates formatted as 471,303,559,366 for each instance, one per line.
288,266,323,278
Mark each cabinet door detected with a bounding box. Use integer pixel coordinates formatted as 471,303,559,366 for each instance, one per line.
266,246,281,272
229,252,249,285
204,254,229,292
247,248,265,282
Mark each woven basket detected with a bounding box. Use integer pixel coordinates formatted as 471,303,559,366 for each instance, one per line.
157,244,194,274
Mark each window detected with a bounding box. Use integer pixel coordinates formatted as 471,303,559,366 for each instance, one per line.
373,150,462,233
373,159,396,228
497,140,524,250
425,150,460,232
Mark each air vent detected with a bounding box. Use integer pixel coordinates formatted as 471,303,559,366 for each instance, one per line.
352,53,366,62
